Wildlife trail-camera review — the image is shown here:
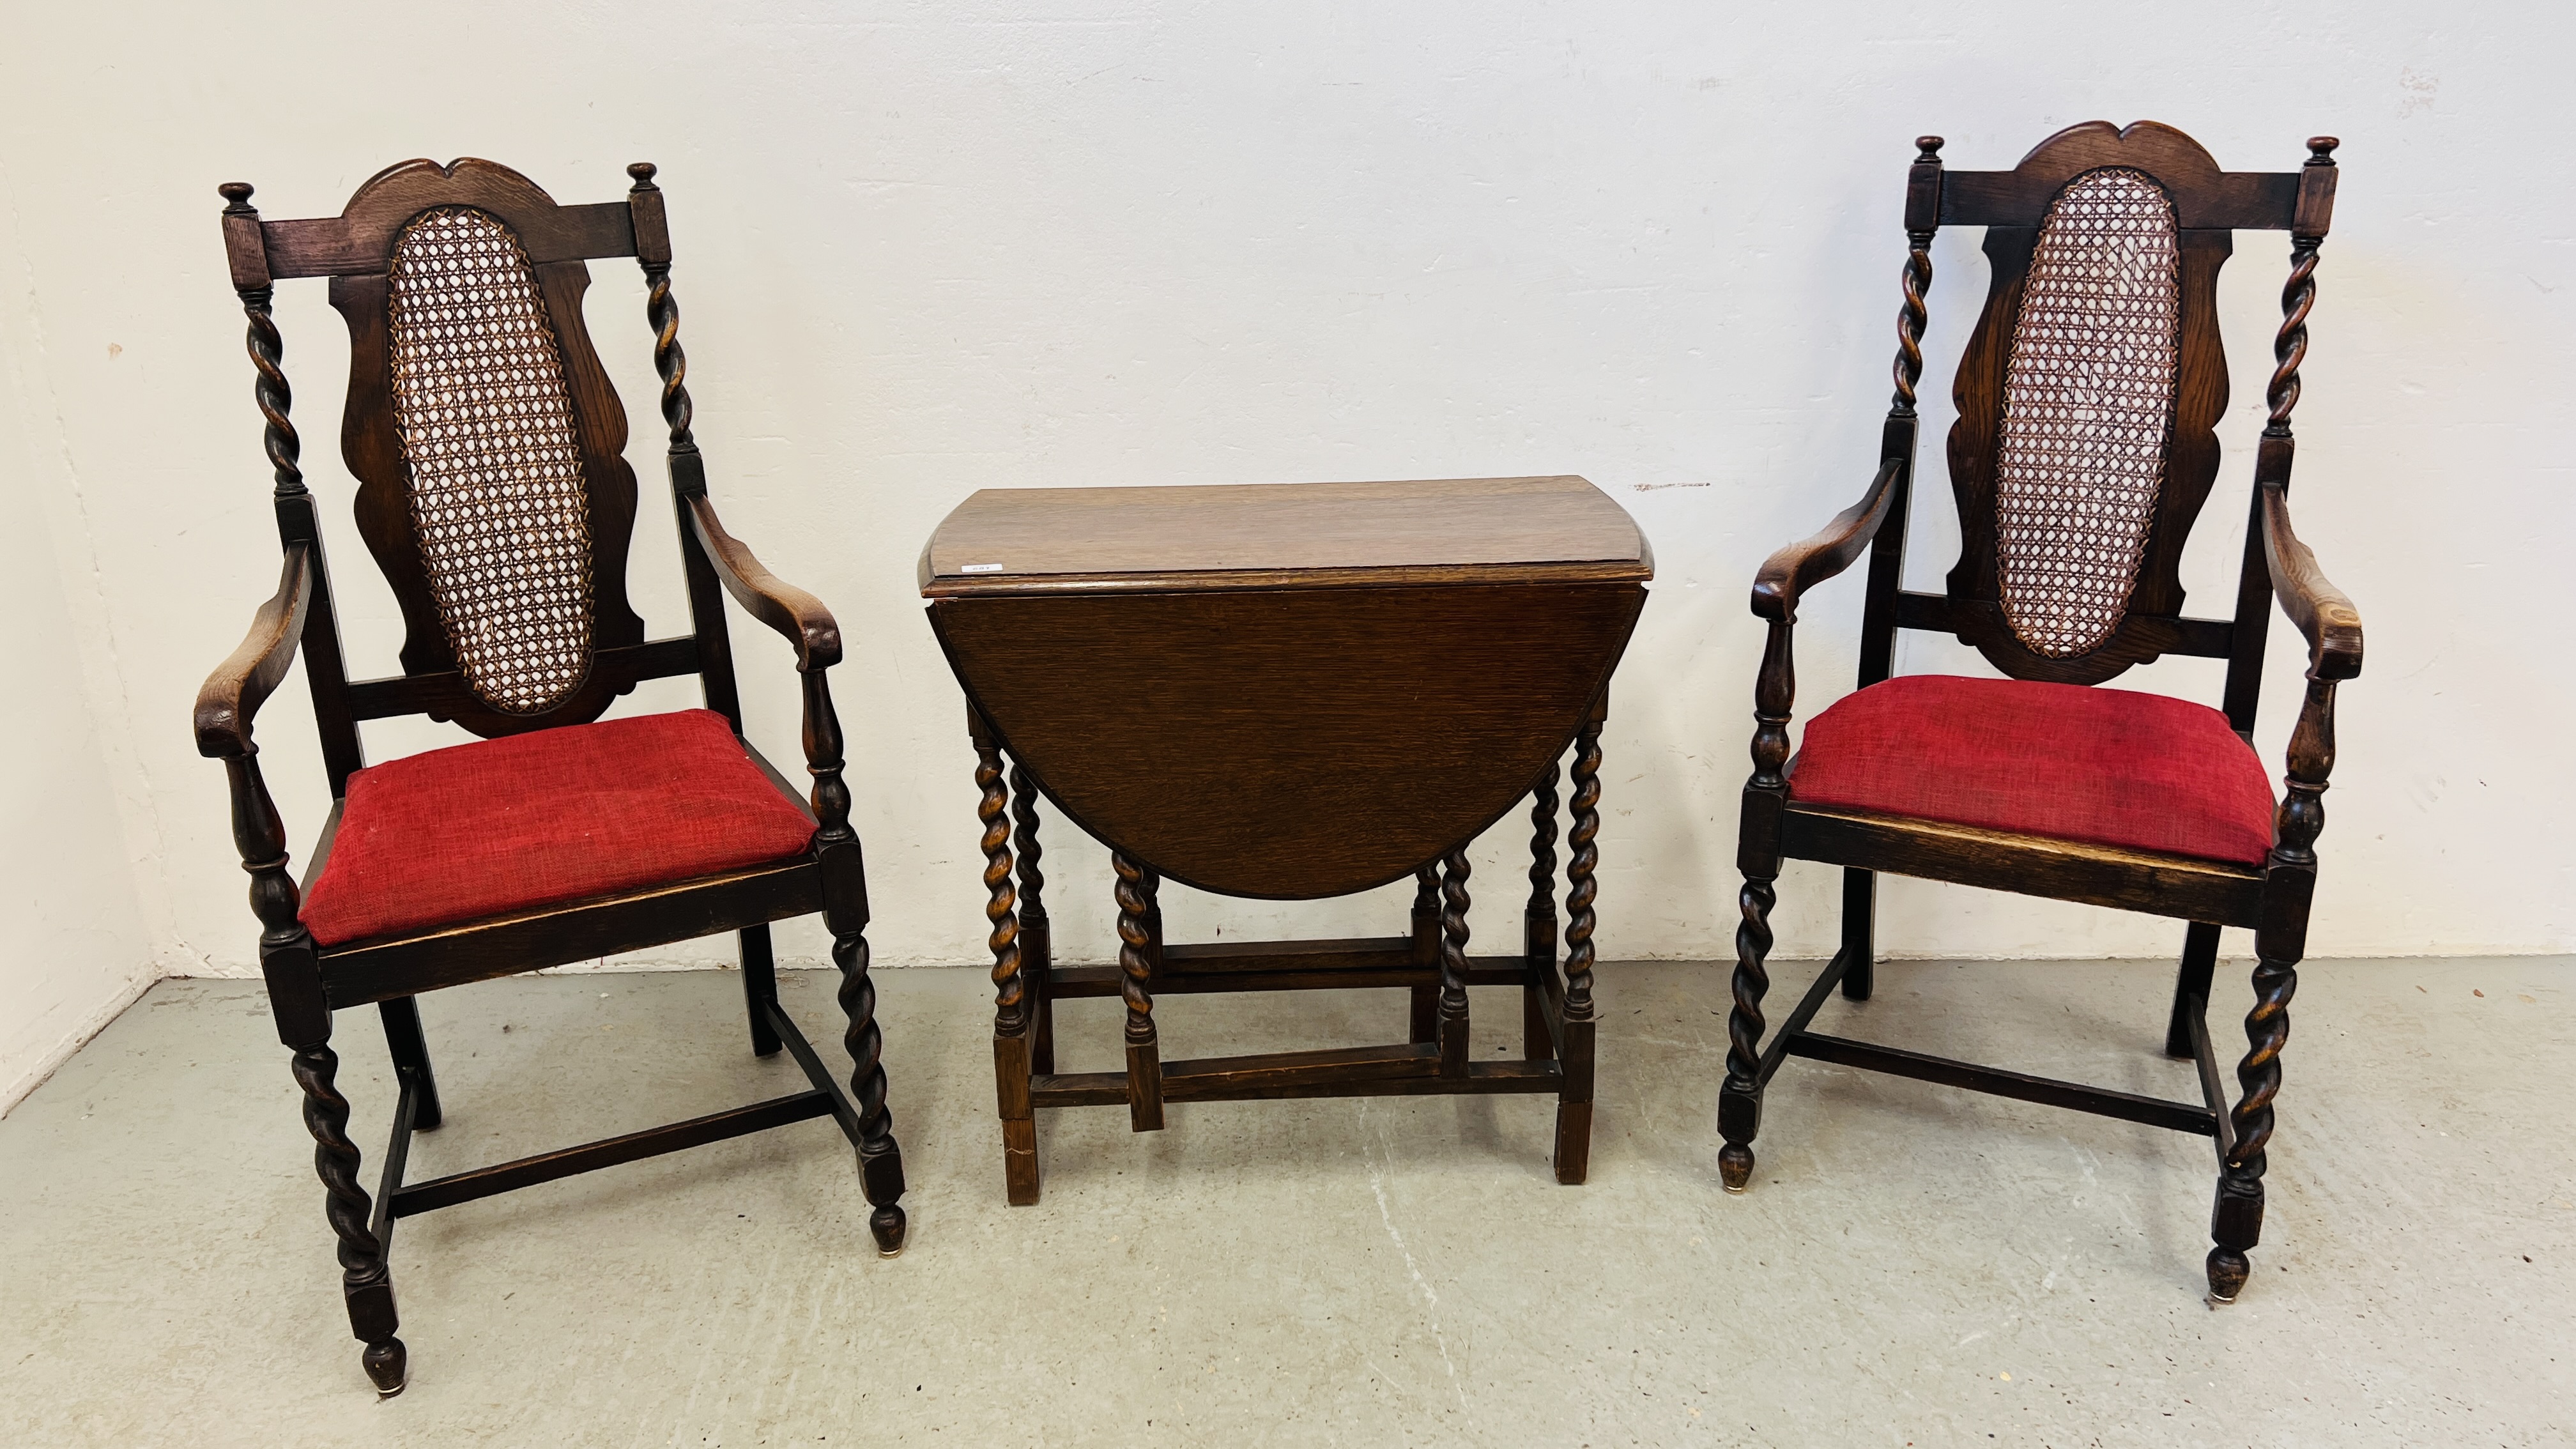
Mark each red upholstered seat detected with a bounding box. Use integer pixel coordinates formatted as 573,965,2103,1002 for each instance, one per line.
1788,675,2276,866
300,709,817,946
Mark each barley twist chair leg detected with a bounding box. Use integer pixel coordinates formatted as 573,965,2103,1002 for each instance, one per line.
802,668,906,1251
835,924,908,1255
1717,873,1777,1193
289,1037,406,1394
2207,955,2296,1303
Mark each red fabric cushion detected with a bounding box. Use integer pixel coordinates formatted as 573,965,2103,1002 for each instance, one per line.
300,709,816,946
1788,675,2276,865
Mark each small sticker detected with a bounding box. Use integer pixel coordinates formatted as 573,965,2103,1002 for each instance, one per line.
960,563,1006,574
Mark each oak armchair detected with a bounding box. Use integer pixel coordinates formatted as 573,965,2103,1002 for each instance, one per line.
1719,123,2361,1303
196,159,905,1394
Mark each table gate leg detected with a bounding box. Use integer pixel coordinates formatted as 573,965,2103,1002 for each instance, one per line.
1553,711,1604,1183
1525,758,1562,1062
1114,850,1166,1131
1011,762,1055,1077
974,723,1041,1205
1438,848,1473,1076
1409,866,1440,1043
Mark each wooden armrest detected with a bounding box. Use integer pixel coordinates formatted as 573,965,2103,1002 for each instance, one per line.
684,494,843,671
194,544,312,758
2259,483,2363,681
1751,458,1904,621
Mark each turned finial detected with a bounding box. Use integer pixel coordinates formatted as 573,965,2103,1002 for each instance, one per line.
218,181,257,214
627,161,659,191
2305,137,2339,165
1915,135,1945,162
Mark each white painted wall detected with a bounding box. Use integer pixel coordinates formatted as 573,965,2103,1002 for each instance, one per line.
0,232,160,1110
0,0,2565,1096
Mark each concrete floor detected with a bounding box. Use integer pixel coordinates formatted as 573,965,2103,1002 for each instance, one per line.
2,958,2571,1447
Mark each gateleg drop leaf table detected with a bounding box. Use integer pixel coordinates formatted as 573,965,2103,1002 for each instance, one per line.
920,475,1653,1201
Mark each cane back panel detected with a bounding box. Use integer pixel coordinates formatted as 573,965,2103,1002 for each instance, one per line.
294,159,652,736
1938,123,2251,684
382,206,598,714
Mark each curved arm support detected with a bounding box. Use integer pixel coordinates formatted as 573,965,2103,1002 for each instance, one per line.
1751,458,1904,622
2259,484,2363,683
195,544,313,759
2255,477,2358,960
684,494,842,672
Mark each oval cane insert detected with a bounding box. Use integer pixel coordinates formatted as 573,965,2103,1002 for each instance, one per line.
386,206,595,714
1994,167,2182,659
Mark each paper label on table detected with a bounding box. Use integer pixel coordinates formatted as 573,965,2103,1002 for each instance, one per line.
960,563,1006,573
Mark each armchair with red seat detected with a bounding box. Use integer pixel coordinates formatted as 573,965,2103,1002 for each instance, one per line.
1713,123,2364,1305
194,158,905,1396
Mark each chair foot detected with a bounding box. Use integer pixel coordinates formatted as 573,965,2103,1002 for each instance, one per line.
1719,871,1775,1198
362,1337,408,1396
2205,1246,2250,1305
1718,1141,1755,1193
870,1204,908,1257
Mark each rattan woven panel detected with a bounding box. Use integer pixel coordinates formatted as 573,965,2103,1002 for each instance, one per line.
385,206,595,714
1993,167,2182,658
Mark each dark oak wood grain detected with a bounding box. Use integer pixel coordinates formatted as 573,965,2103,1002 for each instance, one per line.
1043,943,1535,997
1786,1032,2218,1135
933,581,1644,900
1032,1051,1563,1107
1779,804,2266,926
920,474,1649,596
2259,481,2362,680
340,638,700,723
686,494,842,670
390,1091,836,1218
1718,126,2363,1306
317,858,824,1006
1937,121,2306,231
195,544,313,757
1751,460,1901,621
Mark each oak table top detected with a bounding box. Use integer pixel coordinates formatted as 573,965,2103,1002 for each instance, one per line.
919,473,1653,595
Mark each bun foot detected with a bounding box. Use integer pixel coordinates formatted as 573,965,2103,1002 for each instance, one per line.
870,1204,908,1258
1718,1142,1755,1194
2205,1247,2250,1305
362,1337,408,1396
